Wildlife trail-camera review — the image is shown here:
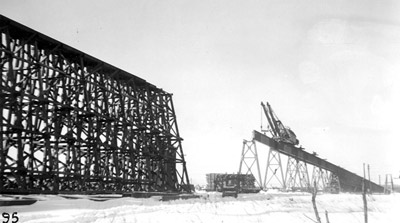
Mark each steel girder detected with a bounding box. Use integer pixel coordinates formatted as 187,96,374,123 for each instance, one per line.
285,157,310,191
253,130,384,193
0,15,190,194
238,140,262,188
263,147,285,189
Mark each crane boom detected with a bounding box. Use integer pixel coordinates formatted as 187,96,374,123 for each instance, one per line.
261,101,299,145
261,102,278,137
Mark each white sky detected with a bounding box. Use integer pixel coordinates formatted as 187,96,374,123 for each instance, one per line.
1,0,400,185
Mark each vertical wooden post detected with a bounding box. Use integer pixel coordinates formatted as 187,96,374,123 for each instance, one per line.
379,175,381,186
325,210,330,223
367,164,371,194
312,181,321,223
362,163,368,223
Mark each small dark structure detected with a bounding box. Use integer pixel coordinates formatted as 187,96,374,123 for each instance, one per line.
206,173,260,193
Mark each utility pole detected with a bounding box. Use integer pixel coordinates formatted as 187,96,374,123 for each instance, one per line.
367,164,371,194
362,163,368,223
363,163,366,182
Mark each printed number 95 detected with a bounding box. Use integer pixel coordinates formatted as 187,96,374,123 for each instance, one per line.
2,212,19,223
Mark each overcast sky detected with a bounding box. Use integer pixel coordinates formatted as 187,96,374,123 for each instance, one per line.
1,0,400,185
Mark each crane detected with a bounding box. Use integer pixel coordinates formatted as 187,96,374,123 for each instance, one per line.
261,102,299,145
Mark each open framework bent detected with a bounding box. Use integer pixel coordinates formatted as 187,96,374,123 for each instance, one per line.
0,15,191,194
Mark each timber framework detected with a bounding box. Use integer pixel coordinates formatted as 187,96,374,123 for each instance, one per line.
0,15,191,194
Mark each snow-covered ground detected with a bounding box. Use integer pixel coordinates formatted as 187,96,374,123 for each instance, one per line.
1,191,399,223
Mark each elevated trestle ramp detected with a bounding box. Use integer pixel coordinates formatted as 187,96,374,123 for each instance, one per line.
253,130,384,193
0,15,190,194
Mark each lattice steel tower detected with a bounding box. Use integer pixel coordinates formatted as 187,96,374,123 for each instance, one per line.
0,15,190,194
